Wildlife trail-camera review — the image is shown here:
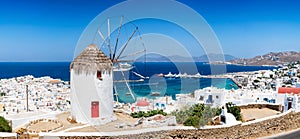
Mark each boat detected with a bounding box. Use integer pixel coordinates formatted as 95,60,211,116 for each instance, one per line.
175,72,182,78
186,74,193,78
181,73,188,78
113,63,134,71
191,73,202,78
150,92,160,96
157,73,164,77
164,72,175,78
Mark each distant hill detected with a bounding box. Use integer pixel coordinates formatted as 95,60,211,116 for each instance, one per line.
194,54,236,62
135,53,236,62
229,51,300,66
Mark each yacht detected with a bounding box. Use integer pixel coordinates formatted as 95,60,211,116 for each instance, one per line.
150,92,160,96
191,73,202,78
113,63,134,71
164,72,175,78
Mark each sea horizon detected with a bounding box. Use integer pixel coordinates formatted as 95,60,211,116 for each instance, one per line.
0,61,277,80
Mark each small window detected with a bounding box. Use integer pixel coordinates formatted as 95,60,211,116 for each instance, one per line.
97,71,102,80
199,96,204,101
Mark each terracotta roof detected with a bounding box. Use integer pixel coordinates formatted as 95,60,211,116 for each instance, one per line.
278,87,300,94
70,44,112,74
136,100,149,107
49,79,61,84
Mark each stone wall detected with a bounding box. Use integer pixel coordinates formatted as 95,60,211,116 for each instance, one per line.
238,103,282,111
112,111,300,139
39,111,300,139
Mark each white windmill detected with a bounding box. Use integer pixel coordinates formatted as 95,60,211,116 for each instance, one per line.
70,44,115,125
70,16,146,124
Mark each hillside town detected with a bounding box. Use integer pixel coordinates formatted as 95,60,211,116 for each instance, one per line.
0,47,300,138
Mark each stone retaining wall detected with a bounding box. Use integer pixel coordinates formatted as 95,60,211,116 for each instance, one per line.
111,111,300,139
36,111,300,139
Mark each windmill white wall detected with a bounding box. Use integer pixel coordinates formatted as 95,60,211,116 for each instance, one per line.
70,44,115,125
71,70,114,125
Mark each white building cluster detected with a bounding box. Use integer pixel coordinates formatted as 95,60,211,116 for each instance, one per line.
0,75,71,115
175,61,300,114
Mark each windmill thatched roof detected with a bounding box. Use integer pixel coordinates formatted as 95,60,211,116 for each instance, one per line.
70,44,112,75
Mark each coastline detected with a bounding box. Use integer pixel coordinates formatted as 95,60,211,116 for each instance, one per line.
0,62,289,138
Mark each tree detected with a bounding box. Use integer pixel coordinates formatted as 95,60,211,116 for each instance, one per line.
0,116,12,132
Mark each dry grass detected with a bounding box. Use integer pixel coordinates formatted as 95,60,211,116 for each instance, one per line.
241,108,281,122
68,112,141,132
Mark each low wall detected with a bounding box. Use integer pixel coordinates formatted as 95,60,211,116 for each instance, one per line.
112,111,300,139
238,103,282,111
5,111,61,130
36,111,300,138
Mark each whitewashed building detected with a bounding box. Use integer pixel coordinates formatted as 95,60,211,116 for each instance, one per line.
194,87,226,107
70,44,115,125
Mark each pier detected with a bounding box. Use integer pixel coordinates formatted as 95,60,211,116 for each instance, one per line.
204,74,243,88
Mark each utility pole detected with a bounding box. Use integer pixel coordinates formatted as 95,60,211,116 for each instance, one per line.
26,85,28,112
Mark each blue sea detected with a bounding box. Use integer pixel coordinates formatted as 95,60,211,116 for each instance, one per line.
0,62,277,103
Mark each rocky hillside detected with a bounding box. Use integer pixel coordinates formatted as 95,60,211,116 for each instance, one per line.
230,51,300,66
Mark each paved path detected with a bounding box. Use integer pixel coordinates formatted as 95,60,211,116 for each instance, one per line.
56,124,90,133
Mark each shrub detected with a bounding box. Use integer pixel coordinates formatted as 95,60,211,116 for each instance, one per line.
226,102,242,121
171,104,221,128
191,103,205,117
0,116,11,132
170,105,192,124
130,110,167,118
183,116,199,127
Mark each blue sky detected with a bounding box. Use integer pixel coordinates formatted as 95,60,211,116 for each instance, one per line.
0,0,300,62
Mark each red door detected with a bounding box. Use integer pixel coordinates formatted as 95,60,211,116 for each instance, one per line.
91,101,99,118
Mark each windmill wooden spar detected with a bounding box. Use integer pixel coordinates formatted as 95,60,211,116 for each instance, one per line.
96,16,146,101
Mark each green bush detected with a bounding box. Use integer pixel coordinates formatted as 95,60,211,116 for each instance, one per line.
130,110,167,118
191,103,205,117
183,116,199,127
170,106,191,124
226,102,242,121
0,116,12,132
171,104,221,128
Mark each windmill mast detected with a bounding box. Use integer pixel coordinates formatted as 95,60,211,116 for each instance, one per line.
26,85,29,112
